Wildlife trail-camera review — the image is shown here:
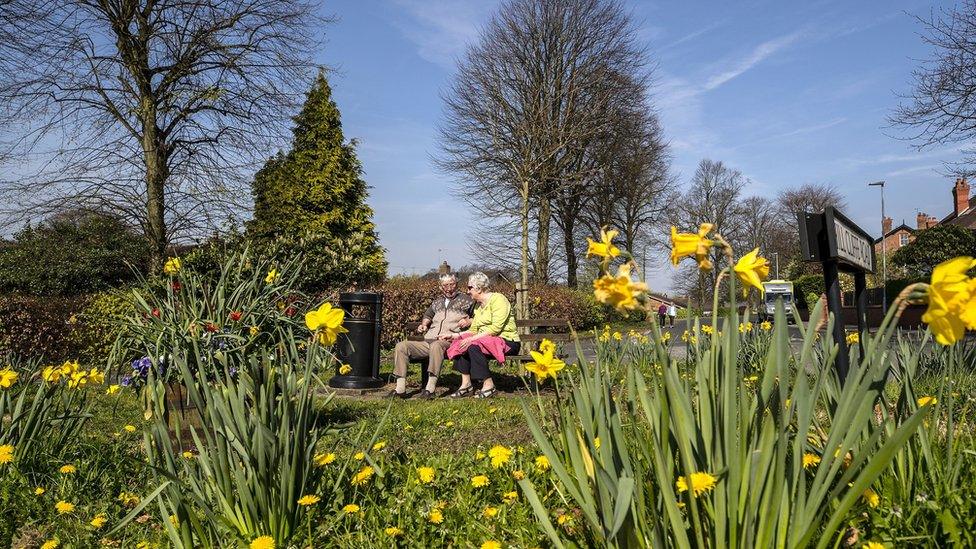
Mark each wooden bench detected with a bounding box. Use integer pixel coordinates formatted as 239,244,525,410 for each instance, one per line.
510,318,573,362
400,318,574,389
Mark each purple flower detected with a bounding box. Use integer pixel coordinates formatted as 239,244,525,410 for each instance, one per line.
120,375,132,387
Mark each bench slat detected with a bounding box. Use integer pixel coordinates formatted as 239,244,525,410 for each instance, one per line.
516,319,570,328
518,334,575,342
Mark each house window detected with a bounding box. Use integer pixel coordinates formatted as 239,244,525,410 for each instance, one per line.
899,233,909,247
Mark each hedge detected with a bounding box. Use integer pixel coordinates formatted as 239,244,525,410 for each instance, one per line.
0,277,626,362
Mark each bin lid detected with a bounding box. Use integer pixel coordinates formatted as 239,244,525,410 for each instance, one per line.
339,291,383,304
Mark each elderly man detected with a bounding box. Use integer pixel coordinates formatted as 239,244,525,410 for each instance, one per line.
390,273,474,399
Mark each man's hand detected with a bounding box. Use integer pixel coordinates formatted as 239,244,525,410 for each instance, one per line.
456,338,471,352
457,317,471,329
416,322,429,333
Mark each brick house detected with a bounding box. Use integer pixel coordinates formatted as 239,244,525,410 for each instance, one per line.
873,177,975,254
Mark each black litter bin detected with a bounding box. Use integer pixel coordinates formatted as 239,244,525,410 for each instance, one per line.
330,292,385,389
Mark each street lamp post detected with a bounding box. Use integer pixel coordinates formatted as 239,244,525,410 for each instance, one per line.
869,181,887,314
772,252,780,279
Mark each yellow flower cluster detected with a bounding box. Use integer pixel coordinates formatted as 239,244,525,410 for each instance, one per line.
592,262,648,312
305,302,349,346
488,445,512,468
586,228,621,260
417,466,436,484
163,257,182,275
350,465,374,486
42,360,104,388
675,471,718,497
921,257,976,345
846,332,860,345
0,444,14,465
471,475,490,487
0,367,18,389
524,341,565,382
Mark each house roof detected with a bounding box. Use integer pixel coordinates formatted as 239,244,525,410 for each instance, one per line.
872,223,914,245
940,195,976,229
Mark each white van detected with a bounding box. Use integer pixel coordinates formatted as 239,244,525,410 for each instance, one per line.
761,280,794,322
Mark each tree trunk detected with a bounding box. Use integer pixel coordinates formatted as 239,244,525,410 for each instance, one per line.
563,214,578,288
519,180,530,320
143,124,168,270
533,194,551,284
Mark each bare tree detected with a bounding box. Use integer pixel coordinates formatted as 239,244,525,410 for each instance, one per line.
0,0,322,267
669,159,747,305
437,0,648,306
891,1,976,170
775,182,846,274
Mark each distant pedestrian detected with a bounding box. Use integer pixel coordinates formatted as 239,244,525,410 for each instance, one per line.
657,303,667,326
667,302,677,327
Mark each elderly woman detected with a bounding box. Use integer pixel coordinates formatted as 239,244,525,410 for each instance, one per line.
440,272,520,398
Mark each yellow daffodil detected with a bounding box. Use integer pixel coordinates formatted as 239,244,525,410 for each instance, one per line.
862,488,880,508
305,302,348,346
670,224,715,270
351,466,374,486
538,338,556,355
846,332,860,345
106,384,121,395
734,248,770,294
917,396,937,407
488,445,512,468
471,475,490,487
593,262,648,312
90,513,108,528
163,257,182,275
675,472,718,497
265,268,279,284
428,508,444,524
250,536,275,549
417,466,435,484
314,452,336,466
802,453,821,469
0,444,13,465
922,256,976,345
586,228,621,260
760,320,772,331
534,455,551,471
385,527,403,537
524,347,566,381
55,500,75,514
0,368,17,388
297,495,320,506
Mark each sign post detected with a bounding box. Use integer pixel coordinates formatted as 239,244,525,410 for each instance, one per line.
797,206,876,384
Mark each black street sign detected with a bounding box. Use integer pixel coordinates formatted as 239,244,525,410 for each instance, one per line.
797,206,876,384
798,206,876,274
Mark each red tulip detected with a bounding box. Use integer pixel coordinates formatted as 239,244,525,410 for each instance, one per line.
229,311,242,322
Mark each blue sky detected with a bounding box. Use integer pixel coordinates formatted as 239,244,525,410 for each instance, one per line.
316,0,960,290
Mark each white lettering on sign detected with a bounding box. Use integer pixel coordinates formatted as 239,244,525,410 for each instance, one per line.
833,218,873,272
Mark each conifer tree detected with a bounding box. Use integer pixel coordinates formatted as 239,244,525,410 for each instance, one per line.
250,70,386,290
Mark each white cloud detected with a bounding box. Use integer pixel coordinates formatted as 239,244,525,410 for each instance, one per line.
388,0,497,69
703,31,804,91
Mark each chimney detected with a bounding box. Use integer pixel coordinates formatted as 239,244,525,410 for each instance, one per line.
438,261,451,275
953,177,971,216
916,212,927,230
927,214,938,229
882,216,892,235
